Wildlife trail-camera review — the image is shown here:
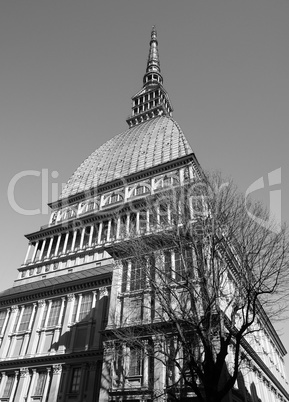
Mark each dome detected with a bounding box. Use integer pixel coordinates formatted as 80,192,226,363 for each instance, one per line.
60,116,193,200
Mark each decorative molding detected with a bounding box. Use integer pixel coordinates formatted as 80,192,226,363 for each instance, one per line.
38,300,45,307
20,367,29,378
53,364,62,375
67,293,75,302
99,287,109,299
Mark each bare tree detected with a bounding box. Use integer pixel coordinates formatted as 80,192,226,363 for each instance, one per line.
104,172,289,402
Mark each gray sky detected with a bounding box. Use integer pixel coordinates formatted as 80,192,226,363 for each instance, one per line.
1,0,289,365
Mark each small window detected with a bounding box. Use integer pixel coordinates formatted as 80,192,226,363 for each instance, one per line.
18,305,33,332
46,299,62,327
106,192,123,205
70,368,82,393
78,293,93,321
129,348,142,376
130,260,145,291
34,372,47,396
3,375,14,398
0,310,6,333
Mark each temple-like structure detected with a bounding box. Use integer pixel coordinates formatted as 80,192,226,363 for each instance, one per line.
0,28,288,402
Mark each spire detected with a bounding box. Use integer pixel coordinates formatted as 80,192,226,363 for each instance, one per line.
126,27,173,128
143,26,163,85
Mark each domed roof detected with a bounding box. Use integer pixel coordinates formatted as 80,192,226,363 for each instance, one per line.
60,116,193,200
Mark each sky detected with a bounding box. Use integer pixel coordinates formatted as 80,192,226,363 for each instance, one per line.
1,0,289,365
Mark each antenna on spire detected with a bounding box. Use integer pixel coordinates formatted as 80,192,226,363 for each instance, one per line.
144,25,162,85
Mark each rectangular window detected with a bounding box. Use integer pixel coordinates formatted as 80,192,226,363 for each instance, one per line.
18,305,33,332
12,309,20,332
159,203,168,226
34,372,47,395
110,219,117,240
0,310,6,333
3,375,14,398
164,251,172,282
174,251,185,282
129,213,137,235
78,293,93,321
139,210,147,234
70,367,81,393
129,348,142,376
101,221,109,242
40,302,48,327
47,299,62,327
71,298,78,323
130,260,145,291
121,261,128,293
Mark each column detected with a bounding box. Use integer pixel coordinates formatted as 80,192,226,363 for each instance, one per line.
26,369,37,401
39,239,47,260
54,234,62,256
9,370,19,402
84,292,97,351
152,335,165,400
80,227,86,249
0,372,6,396
15,305,25,332
59,294,75,353
97,222,103,244
99,343,113,402
46,237,54,259
126,213,130,236
47,364,62,402
1,306,18,358
116,216,121,239
14,367,30,401
21,303,37,356
62,232,69,254
31,241,39,263
42,367,51,402
51,297,66,352
24,243,32,264
88,225,94,247
0,308,11,348
126,261,131,292
136,211,140,233
57,365,71,399
69,295,82,351
75,294,82,322
26,300,46,356
86,362,97,402
107,220,111,242
71,230,78,252
79,364,88,400
143,340,149,388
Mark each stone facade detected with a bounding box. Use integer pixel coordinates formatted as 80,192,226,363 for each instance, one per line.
0,27,288,402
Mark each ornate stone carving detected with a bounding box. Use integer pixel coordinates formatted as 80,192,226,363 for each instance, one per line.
20,367,29,378
99,287,108,299
11,305,18,312
38,300,45,307
67,293,75,302
53,364,62,375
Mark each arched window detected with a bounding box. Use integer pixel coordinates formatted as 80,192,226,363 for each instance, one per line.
132,184,150,197
106,192,123,205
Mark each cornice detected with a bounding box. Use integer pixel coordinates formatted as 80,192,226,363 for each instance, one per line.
0,349,103,370
48,154,194,210
0,271,112,307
